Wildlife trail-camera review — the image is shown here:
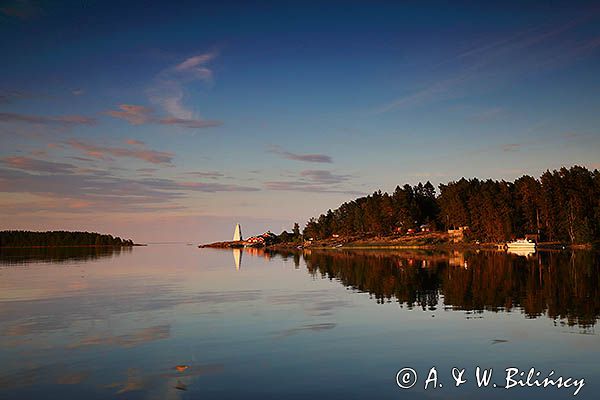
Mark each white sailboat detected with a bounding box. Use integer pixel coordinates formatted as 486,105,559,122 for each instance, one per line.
233,223,242,241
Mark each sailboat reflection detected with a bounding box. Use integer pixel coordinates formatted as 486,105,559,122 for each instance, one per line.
232,248,242,270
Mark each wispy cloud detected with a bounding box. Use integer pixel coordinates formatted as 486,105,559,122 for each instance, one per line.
501,143,522,152
105,104,153,125
469,106,505,122
264,169,359,194
105,104,222,129
299,169,350,184
0,166,260,214
181,171,224,179
268,145,333,163
374,12,600,113
125,139,145,146
65,139,174,165
145,51,221,128
0,112,96,126
29,149,47,156
375,72,472,113
176,180,259,192
173,53,215,79
1,156,76,174
67,156,96,163
264,181,361,194
0,90,27,104
158,116,221,128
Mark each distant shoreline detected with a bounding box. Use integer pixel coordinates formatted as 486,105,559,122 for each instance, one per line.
0,244,146,249
0,230,140,248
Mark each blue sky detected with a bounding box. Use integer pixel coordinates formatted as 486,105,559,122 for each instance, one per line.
1,0,600,242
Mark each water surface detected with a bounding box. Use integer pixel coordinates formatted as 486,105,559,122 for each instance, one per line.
1,246,598,399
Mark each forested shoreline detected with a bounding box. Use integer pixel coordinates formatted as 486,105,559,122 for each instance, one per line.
303,165,600,244
0,231,136,247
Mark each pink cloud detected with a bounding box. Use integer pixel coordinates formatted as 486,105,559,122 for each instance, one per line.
105,104,153,125
126,139,145,146
0,167,261,216
105,104,222,129
1,156,76,174
0,112,96,126
66,139,174,165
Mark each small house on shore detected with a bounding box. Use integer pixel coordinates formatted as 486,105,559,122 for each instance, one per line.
246,231,278,247
448,226,469,243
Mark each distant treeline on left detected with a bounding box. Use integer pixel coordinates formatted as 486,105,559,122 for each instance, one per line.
0,230,135,247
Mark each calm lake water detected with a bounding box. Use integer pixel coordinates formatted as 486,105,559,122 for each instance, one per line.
1,245,598,399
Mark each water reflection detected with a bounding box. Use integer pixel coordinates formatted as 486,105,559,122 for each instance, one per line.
506,248,536,258
291,249,600,328
1,245,599,399
218,247,600,327
232,248,242,270
0,246,130,265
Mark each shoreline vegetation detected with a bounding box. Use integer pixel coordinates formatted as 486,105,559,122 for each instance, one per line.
200,231,590,251
202,165,600,250
0,230,142,248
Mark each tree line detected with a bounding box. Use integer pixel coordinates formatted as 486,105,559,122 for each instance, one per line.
277,222,303,244
302,165,600,244
0,230,135,247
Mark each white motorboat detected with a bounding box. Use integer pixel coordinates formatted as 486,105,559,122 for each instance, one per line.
506,238,536,250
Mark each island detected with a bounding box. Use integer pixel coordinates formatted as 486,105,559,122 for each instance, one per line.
0,230,140,248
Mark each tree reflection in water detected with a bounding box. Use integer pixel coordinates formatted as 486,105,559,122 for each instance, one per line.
272,249,600,328
0,246,131,265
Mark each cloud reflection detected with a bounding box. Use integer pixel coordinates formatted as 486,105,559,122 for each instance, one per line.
68,325,170,349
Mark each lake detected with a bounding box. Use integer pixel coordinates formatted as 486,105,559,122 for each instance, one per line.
0,245,598,399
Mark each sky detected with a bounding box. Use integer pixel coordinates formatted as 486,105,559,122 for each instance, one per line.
1,0,600,243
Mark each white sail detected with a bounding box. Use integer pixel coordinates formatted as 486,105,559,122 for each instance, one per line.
233,223,242,241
